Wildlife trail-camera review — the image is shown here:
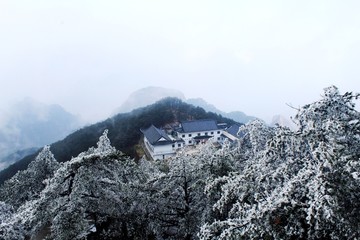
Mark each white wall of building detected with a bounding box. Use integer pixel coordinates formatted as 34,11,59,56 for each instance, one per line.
179,130,223,146
143,128,223,160
144,137,177,160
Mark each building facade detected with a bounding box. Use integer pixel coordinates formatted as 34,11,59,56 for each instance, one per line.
141,120,225,160
141,125,184,160
177,119,223,146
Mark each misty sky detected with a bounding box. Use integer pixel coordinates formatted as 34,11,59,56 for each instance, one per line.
1,0,359,123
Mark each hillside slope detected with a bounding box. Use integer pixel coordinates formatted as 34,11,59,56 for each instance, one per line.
0,98,236,184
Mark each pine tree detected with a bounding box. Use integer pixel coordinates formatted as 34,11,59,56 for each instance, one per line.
147,141,236,239
0,201,25,240
0,146,60,208
27,130,150,239
199,86,360,239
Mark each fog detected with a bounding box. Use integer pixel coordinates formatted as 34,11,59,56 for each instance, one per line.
1,0,359,123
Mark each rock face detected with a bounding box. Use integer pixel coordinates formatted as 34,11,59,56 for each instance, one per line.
114,86,186,113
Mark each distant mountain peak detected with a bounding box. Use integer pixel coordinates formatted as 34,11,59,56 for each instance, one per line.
186,98,258,124
11,98,68,123
0,98,82,168
186,98,220,113
114,86,186,114
113,87,259,124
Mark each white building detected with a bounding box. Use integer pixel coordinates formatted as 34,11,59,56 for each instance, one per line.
141,120,225,160
141,125,184,160
177,119,222,146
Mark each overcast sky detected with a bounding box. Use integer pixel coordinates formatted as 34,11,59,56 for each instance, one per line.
1,0,359,123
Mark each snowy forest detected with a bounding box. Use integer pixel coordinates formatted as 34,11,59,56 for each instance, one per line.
0,86,359,240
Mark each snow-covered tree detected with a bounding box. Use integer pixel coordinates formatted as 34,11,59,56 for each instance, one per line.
238,119,274,155
0,201,25,240
148,156,207,239
2,86,358,239
147,141,237,240
0,146,60,208
199,86,360,239
28,130,150,240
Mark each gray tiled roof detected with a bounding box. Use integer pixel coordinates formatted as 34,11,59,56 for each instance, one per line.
180,119,218,133
226,124,244,138
140,125,172,145
226,124,240,137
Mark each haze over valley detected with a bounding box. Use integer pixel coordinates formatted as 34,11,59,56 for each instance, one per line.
0,98,81,170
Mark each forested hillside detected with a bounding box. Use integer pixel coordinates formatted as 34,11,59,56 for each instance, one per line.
0,98,236,184
0,86,359,239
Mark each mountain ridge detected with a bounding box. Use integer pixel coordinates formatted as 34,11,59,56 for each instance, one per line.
186,98,258,123
114,86,257,123
0,97,237,184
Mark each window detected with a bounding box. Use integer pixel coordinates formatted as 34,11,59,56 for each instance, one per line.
182,134,185,138
197,133,201,136
189,140,192,144
211,131,214,135
172,144,175,148
205,132,208,136
178,143,181,147
217,131,220,134
217,137,220,140
189,134,192,137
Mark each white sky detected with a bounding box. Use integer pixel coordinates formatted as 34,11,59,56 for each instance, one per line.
0,0,359,123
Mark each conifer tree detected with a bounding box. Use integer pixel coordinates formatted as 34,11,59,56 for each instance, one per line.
0,146,60,208
200,86,360,239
